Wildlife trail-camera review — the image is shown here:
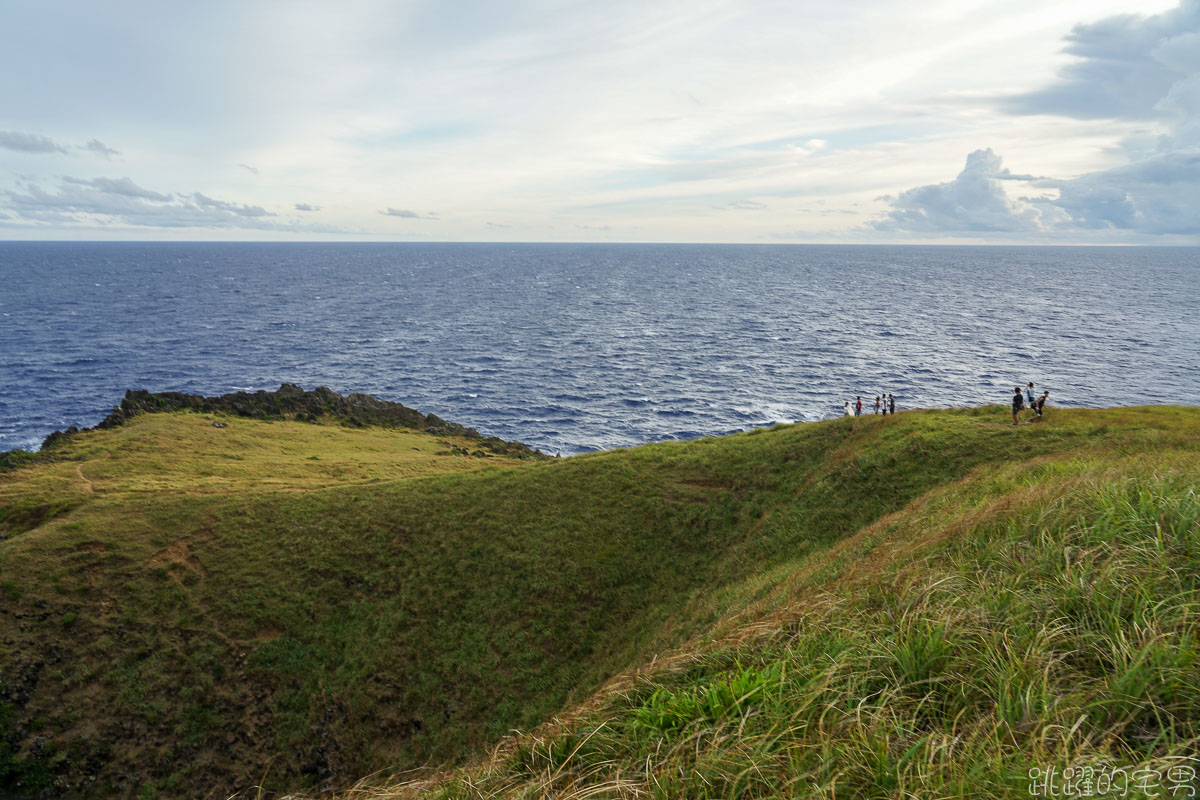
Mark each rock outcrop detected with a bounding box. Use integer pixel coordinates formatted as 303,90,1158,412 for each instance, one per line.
3,384,545,468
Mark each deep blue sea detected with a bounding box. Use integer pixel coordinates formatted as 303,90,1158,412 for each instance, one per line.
1,243,1197,455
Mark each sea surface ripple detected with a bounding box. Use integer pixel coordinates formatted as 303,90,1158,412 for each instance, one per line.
1,242,1197,455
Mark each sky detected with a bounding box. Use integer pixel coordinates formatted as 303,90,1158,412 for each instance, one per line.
1,0,1198,243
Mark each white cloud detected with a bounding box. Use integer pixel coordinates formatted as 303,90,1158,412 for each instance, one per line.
0,130,68,154
874,144,1200,237
3,177,290,230
192,192,271,217
82,139,120,159
1007,0,1200,120
1036,150,1200,233
0,0,1194,241
877,0,1200,239
872,149,1046,233
63,176,171,201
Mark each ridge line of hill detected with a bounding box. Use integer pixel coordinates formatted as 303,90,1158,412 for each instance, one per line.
1,384,546,470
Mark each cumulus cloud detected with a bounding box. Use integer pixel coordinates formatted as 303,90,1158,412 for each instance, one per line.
2,176,284,230
294,202,321,212
874,145,1200,237
878,1,1200,238
0,130,68,154
83,139,120,159
1034,150,1200,234
872,149,1045,233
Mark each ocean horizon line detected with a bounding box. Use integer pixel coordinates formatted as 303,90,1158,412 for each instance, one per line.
2,239,1197,248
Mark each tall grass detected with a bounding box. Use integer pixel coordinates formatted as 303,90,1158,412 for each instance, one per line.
361,462,1200,799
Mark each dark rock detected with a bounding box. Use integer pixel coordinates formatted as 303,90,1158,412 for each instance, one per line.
40,427,78,450
4,384,547,472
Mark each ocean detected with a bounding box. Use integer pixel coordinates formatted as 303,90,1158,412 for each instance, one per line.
1,242,1197,455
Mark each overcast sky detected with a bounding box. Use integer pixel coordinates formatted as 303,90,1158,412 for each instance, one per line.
1,0,1197,243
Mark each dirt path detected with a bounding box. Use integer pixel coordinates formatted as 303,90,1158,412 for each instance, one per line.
75,463,94,493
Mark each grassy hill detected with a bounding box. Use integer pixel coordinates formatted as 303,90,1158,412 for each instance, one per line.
1,403,1197,798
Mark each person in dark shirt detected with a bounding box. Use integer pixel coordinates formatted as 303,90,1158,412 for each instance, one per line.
1033,390,1049,422
888,393,895,414
855,396,863,416
1012,387,1023,426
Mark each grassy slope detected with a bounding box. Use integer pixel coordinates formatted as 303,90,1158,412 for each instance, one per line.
1,406,1197,798
362,407,1200,800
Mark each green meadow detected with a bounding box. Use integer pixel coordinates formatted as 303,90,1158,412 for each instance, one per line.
1,404,1197,798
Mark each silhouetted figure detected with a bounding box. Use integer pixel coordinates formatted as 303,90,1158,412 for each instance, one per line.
1012,387,1023,426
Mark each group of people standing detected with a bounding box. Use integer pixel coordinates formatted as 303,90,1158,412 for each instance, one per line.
1012,382,1050,425
837,383,1050,425
844,394,895,417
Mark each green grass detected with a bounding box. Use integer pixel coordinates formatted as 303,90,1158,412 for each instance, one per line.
399,437,1200,799
1,405,1197,798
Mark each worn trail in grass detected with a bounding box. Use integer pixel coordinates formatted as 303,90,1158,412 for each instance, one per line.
1,405,1197,798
